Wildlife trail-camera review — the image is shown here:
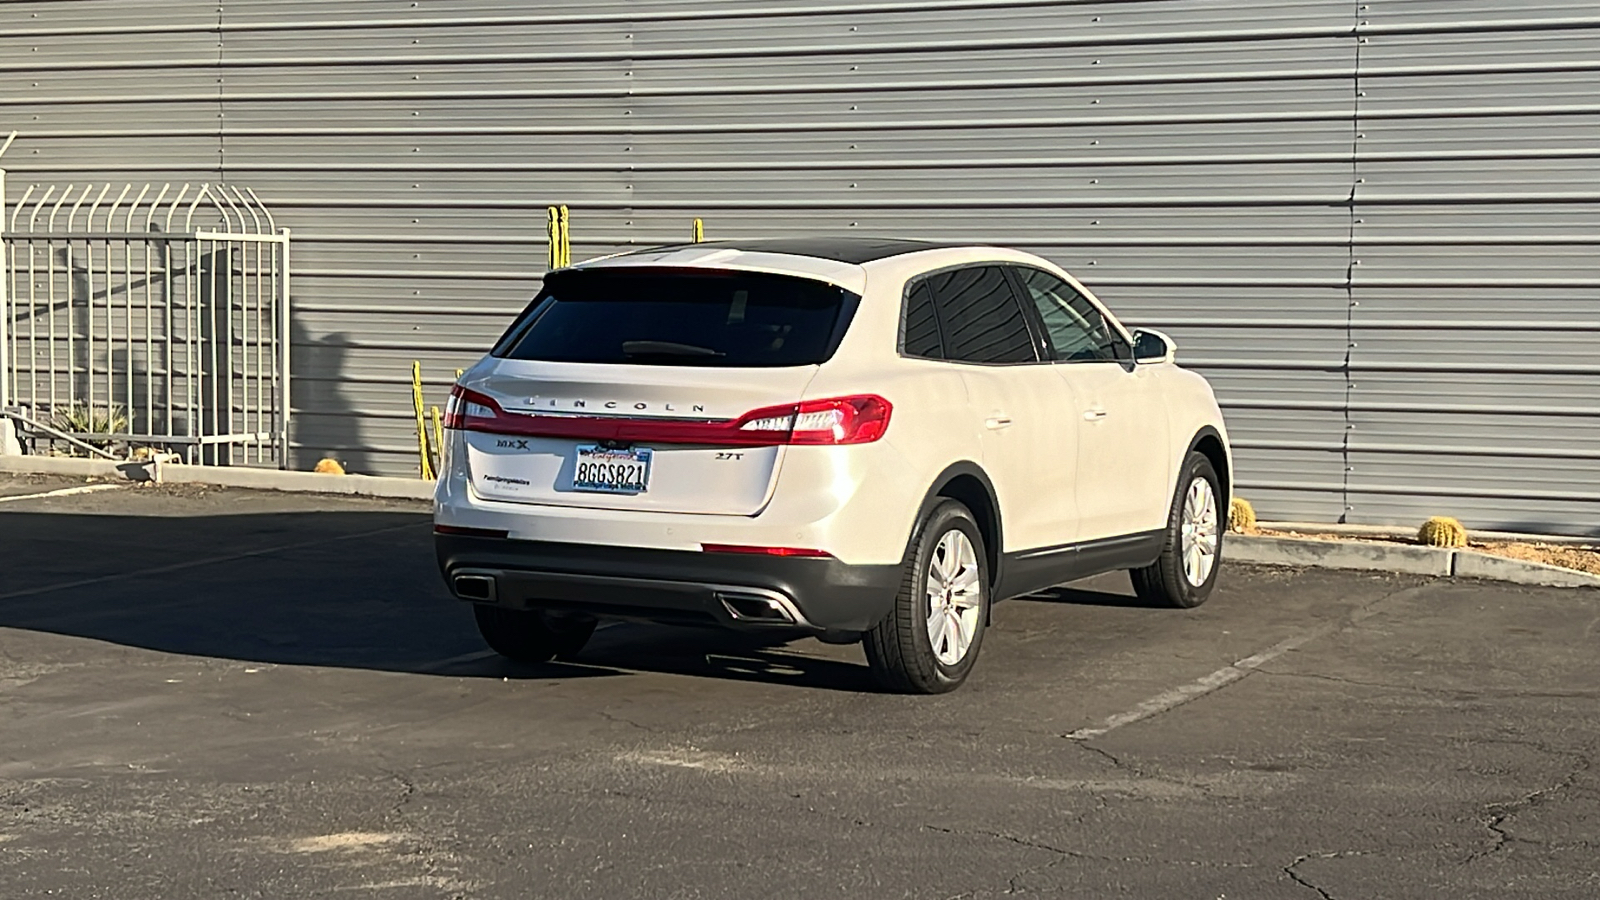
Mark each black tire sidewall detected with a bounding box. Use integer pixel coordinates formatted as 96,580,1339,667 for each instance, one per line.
1167,454,1224,606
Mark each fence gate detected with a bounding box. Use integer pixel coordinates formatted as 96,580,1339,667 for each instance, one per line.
0,177,289,466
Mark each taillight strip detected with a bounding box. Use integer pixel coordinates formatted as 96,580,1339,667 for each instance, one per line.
445,386,891,447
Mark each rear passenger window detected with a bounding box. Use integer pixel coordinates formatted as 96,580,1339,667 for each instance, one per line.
926,267,1037,364
901,280,944,359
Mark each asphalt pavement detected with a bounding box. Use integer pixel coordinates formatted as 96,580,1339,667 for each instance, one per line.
0,475,1595,899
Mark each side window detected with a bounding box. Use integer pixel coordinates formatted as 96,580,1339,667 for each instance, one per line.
1016,268,1125,363
901,279,944,359
927,266,1037,364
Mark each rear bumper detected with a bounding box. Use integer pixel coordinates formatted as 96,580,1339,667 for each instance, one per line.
435,534,901,633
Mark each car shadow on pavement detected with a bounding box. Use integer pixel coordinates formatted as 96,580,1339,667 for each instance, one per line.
436,625,876,692
0,508,879,692
1019,583,1162,609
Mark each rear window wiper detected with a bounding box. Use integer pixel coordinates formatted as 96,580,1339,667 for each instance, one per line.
620,340,725,358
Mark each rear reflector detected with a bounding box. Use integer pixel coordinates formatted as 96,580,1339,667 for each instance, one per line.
444,385,891,447
433,524,510,539
701,543,834,558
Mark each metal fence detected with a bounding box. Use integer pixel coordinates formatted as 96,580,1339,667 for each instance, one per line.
0,175,290,466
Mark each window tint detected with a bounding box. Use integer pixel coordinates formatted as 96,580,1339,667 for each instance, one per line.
901,280,944,359
493,269,856,367
1015,268,1125,363
927,267,1037,364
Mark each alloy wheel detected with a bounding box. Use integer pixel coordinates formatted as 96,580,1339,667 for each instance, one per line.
925,529,983,666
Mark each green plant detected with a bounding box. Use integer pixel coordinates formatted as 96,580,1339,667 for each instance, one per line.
48,403,128,452
1228,497,1258,534
1418,516,1468,548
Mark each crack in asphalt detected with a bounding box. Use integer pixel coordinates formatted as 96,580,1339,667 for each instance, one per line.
1465,751,1592,863
928,824,1266,899
1284,853,1339,900
1072,739,1215,796
596,709,654,732
376,768,418,822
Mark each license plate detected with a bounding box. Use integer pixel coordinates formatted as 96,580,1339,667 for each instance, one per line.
573,445,653,494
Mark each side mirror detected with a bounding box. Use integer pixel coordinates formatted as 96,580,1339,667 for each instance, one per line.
1132,329,1176,365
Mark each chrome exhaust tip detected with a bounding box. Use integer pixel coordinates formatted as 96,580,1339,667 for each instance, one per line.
453,574,497,603
717,591,796,624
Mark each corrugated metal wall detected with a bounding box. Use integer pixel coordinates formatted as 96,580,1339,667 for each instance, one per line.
4,1,1597,534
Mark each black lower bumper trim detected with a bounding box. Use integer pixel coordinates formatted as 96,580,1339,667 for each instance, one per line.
435,535,901,633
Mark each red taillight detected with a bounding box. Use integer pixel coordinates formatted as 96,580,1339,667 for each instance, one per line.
443,385,503,430
733,395,893,446
701,544,834,558
444,388,891,447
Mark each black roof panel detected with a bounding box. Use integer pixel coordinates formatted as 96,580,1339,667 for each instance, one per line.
628,237,957,265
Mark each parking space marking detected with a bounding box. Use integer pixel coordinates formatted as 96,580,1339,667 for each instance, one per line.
1065,594,1402,741
0,484,123,504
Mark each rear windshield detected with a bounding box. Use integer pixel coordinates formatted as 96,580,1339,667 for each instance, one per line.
492,268,859,367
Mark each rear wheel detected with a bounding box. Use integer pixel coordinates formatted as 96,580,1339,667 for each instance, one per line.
472,605,597,663
1131,451,1223,608
864,500,989,694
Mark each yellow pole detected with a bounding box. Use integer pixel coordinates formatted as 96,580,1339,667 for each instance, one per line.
558,204,571,267
692,217,704,243
430,405,445,472
546,206,559,270
411,361,434,481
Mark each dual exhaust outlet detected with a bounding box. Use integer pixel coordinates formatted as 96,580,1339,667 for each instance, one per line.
450,574,799,627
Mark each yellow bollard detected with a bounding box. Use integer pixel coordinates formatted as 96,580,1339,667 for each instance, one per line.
558,204,571,267
692,217,705,243
431,405,445,472
411,361,435,481
546,206,560,270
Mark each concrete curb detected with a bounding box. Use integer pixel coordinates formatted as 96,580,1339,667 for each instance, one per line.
0,455,435,501
1229,534,1600,589
1452,549,1600,589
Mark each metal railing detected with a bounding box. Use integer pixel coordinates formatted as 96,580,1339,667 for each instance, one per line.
0,173,290,466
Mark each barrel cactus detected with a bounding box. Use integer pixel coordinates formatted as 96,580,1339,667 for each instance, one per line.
1417,516,1468,548
1228,497,1258,534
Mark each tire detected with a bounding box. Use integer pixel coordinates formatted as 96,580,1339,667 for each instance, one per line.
1130,451,1224,609
472,605,597,664
864,499,990,694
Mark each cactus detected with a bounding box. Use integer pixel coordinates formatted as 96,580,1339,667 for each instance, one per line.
1417,516,1468,548
1228,497,1258,534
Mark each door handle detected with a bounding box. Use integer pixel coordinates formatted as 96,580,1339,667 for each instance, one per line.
1083,409,1108,421
985,416,1014,430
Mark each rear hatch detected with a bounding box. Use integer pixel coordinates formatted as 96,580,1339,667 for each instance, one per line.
459,266,859,516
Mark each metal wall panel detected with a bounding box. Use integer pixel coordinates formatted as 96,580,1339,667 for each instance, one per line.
3,1,1594,533
1351,4,1600,533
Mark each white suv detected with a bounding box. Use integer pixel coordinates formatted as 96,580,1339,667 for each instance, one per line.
434,238,1231,693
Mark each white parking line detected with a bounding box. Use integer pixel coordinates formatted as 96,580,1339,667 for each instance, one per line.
0,484,123,504
1065,596,1401,741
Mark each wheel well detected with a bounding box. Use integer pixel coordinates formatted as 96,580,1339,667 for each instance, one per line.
1193,433,1230,500
937,474,1001,586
